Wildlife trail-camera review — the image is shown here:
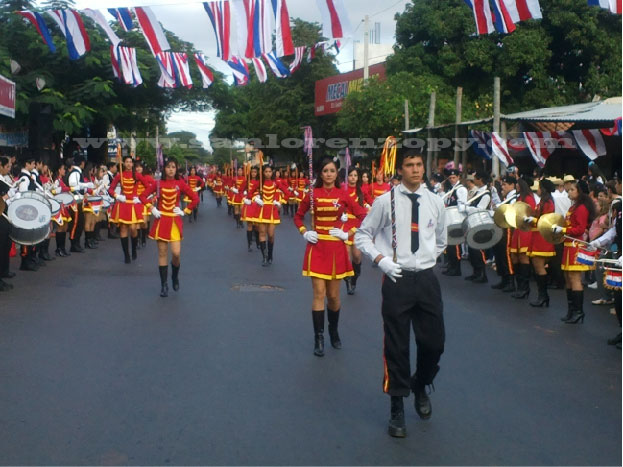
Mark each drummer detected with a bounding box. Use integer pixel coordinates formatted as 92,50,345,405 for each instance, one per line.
16,156,42,271
0,156,14,290
442,168,467,277
67,156,94,253
464,172,492,284
51,163,73,257
490,176,517,292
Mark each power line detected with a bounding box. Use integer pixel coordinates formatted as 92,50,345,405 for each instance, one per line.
369,0,408,18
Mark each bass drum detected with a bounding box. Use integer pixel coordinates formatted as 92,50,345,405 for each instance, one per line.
462,210,503,250
445,206,467,245
7,191,52,245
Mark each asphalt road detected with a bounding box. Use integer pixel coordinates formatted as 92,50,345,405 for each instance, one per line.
0,196,620,466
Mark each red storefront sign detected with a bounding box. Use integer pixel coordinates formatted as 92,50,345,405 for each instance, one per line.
314,63,386,116
0,74,16,119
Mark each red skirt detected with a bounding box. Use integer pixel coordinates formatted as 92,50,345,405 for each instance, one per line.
302,237,353,280
343,214,360,246
242,202,260,222
528,228,555,257
509,229,532,254
231,192,245,205
561,241,593,272
254,203,281,224
110,201,144,224
149,214,183,242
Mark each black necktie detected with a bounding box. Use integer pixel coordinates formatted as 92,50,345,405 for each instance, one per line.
406,193,420,253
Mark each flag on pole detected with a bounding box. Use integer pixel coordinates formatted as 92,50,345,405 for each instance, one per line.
271,0,294,57
252,0,273,58
504,0,543,22
344,147,351,169
194,53,215,88
489,0,517,33
46,10,91,60
83,9,121,46
572,129,607,161
470,130,493,159
17,11,57,53
157,143,164,170
107,8,134,31
133,7,171,57
315,0,352,38
227,56,250,85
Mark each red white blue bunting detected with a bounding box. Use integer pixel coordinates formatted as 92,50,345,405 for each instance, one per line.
46,9,91,60
16,11,57,53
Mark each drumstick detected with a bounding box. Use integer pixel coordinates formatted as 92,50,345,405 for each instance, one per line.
564,235,609,252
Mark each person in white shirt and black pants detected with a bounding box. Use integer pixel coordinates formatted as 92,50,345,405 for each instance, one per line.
355,149,447,438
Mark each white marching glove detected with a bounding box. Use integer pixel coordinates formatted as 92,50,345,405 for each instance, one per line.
151,207,161,219
243,190,248,196
82,182,95,190
254,196,264,206
303,231,319,244
7,187,17,198
288,187,293,192
243,198,252,205
340,212,349,223
232,188,239,194
618,256,623,268
116,194,127,203
378,257,403,282
588,239,601,249
552,225,564,234
173,207,185,217
293,190,299,197
273,200,281,207
524,216,536,225
133,197,141,204
329,228,349,241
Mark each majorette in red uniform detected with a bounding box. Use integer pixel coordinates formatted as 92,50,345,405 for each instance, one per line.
509,180,537,300
229,168,247,228
51,165,74,257
108,156,152,263
293,158,368,357
342,167,372,295
212,171,225,207
139,158,199,298
241,168,260,250
247,165,287,266
184,167,204,222
370,170,391,201
136,162,155,246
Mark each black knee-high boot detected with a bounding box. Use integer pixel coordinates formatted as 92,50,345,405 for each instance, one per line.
141,228,147,246
159,265,168,297
120,237,130,263
254,229,261,249
312,310,324,357
55,232,69,257
171,262,180,291
561,289,573,321
529,274,550,307
566,290,585,324
246,230,253,252
511,263,530,299
131,236,138,260
260,241,268,266
267,241,274,264
327,309,342,349
351,262,361,291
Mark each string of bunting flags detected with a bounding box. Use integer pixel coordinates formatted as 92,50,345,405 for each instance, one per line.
15,0,349,90
469,127,618,168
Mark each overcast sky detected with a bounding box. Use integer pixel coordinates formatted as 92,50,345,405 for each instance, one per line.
41,0,411,149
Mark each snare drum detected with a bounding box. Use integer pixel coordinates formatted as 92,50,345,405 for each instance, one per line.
604,267,622,290
49,198,63,226
7,191,52,245
445,206,467,245
462,210,503,250
54,192,76,207
86,196,104,214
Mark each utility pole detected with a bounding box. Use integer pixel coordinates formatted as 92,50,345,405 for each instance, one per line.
363,15,369,81
426,91,436,175
493,77,501,178
404,99,409,131
453,87,462,167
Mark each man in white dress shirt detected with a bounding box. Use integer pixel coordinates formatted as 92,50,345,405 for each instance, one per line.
442,169,467,276
355,150,447,438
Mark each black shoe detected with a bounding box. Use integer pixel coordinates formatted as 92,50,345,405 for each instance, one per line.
1,271,15,279
345,277,354,295
55,248,63,257
607,332,622,346
464,274,476,281
502,278,516,293
388,397,407,438
314,333,324,357
70,244,84,253
565,291,585,324
61,248,70,257
108,230,119,239
0,279,13,291
160,283,169,297
491,277,507,289
39,251,54,261
442,269,461,277
327,309,342,349
20,260,38,271
414,386,432,420
124,255,131,264
472,271,488,284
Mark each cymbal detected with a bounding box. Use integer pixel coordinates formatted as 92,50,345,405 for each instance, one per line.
537,212,565,244
514,201,534,232
494,204,515,229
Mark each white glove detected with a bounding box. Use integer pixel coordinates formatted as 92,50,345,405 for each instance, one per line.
273,200,281,207
133,197,141,204
466,206,479,214
151,207,161,218
194,187,201,192
243,190,247,196
288,187,293,192
82,182,95,190
232,188,239,194
116,194,127,203
254,196,264,206
243,198,252,205
294,190,299,197
340,212,349,223
378,257,403,282
618,256,622,268
524,216,536,225
173,207,185,217
54,180,60,188
588,239,601,249
303,231,319,244
7,187,17,198
552,226,564,234
329,228,349,241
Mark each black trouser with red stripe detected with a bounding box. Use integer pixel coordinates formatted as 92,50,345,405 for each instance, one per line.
468,247,485,271
0,216,11,276
446,244,461,272
381,269,445,397
492,228,513,277
69,205,84,246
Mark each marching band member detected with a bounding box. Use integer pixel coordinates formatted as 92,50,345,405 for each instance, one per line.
369,169,391,201
554,180,596,324
108,156,150,263
286,168,299,217
67,156,93,254
510,178,537,299
139,158,199,297
294,158,367,357
491,176,517,292
185,166,204,222
17,156,42,270
213,170,224,207
442,169,467,276
361,169,371,198
105,162,119,239
463,172,492,284
343,166,372,295
51,163,73,257
249,164,285,266
136,162,155,246
523,179,556,307
242,166,260,252
355,150,447,438
230,167,246,228
81,163,100,250
0,156,14,290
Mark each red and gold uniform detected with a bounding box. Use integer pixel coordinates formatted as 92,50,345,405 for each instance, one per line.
561,203,592,271
213,175,224,196
295,176,308,202
294,187,367,280
528,198,556,257
81,176,100,215
108,171,151,224
241,179,259,221
509,194,536,254
230,176,247,205
139,179,199,242
184,175,204,203
248,180,285,224
370,181,391,201
343,185,372,246
137,174,156,218
52,177,74,224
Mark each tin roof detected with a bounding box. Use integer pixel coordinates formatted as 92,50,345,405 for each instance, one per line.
501,97,621,123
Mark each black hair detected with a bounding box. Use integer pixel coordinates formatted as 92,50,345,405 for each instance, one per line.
588,162,607,183
538,179,554,214
262,164,274,181
106,162,117,170
0,156,9,167
163,157,181,180
347,166,365,206
314,157,340,189
397,148,425,169
516,178,532,201
474,171,489,184
570,180,597,224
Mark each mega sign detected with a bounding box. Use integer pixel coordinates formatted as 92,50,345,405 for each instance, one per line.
315,63,386,116
0,74,16,119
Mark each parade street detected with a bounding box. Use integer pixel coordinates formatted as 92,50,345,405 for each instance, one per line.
0,202,620,466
